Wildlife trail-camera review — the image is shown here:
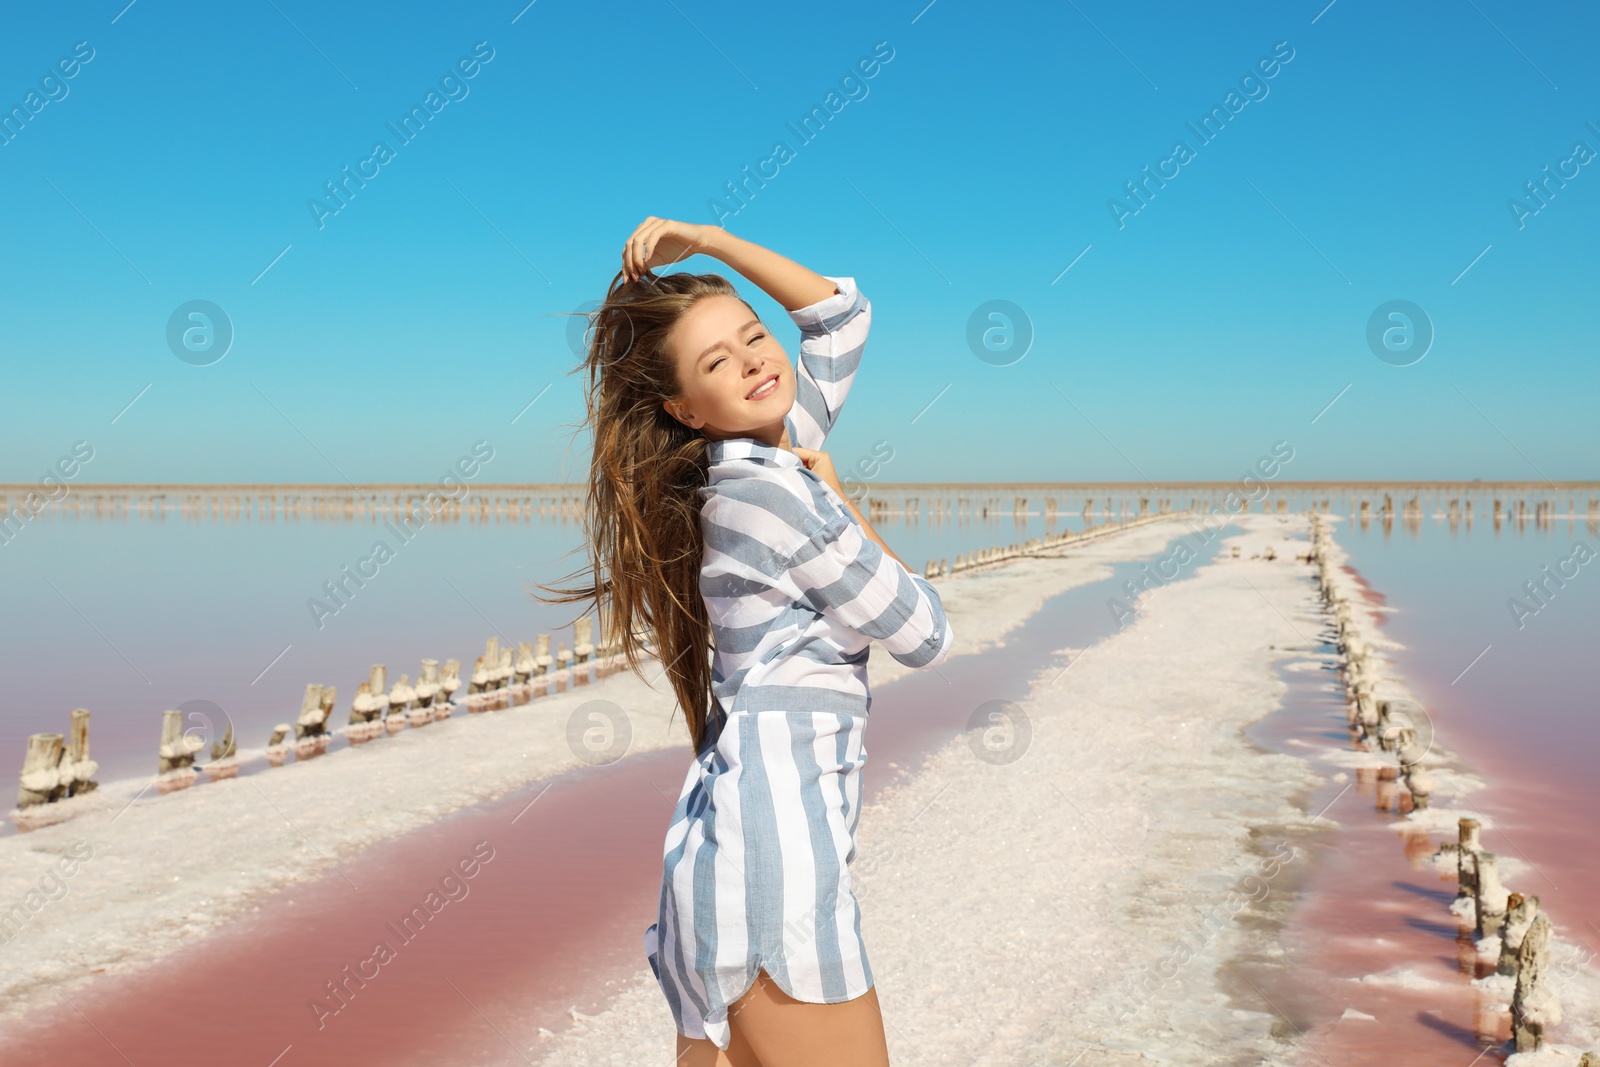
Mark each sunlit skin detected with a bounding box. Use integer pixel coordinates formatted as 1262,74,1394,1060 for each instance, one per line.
661,293,796,448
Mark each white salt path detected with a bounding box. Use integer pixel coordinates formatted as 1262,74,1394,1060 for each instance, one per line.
526,515,1334,1066
0,516,1193,1031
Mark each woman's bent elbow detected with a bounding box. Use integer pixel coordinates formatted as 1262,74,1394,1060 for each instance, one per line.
890,622,954,670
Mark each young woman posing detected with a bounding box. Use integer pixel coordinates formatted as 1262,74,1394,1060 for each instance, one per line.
541,217,953,1066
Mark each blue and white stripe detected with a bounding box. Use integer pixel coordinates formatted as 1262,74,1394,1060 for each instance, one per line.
643,275,954,1049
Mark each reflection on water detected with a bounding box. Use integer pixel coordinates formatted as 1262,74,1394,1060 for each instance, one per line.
1339,498,1599,936
1243,656,1516,1065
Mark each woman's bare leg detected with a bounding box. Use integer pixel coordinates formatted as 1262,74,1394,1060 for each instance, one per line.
723,968,891,1067
674,1030,763,1067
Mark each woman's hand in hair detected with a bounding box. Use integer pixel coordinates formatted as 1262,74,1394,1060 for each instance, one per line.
790,447,847,500
622,217,711,282
623,221,836,311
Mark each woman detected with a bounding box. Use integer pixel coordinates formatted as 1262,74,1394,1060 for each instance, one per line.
540,217,953,1066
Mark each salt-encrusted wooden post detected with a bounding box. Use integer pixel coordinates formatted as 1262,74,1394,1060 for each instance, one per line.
203,723,240,782
1474,851,1510,938
1511,913,1561,1051
466,657,489,711
1354,685,1379,730
416,658,441,709
265,724,291,767
394,675,429,728
557,640,573,676
157,710,202,792
67,709,99,797
211,724,235,761
1348,650,1374,688
16,733,65,809
383,674,409,734
476,638,501,693
480,647,505,708
1457,818,1481,898
573,620,594,687
494,646,514,692
514,642,534,686
1377,700,1417,753
294,684,324,754
347,683,378,743
388,674,415,715
437,659,461,715
535,634,552,678
1400,747,1432,808
406,701,434,728
575,616,594,665
482,644,499,691
469,656,490,699
294,684,335,759
347,666,386,742
353,666,395,725
1498,893,1541,977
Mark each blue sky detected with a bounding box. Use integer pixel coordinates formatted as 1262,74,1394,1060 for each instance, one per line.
1,0,1595,485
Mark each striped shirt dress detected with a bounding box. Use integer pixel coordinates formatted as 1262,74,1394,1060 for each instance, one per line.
642,275,955,1049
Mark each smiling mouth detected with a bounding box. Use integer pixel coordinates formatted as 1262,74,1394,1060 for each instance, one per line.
745,373,780,401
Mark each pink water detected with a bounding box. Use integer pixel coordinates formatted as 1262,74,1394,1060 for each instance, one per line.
1237,515,1600,1065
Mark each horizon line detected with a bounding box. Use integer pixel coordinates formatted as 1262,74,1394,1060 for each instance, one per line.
4,481,1597,492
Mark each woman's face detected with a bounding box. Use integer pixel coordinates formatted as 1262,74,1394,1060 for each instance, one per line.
662,293,795,444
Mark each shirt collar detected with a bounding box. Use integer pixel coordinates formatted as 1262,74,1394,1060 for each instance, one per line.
705,435,801,473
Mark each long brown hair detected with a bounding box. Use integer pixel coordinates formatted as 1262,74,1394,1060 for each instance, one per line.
533,269,750,755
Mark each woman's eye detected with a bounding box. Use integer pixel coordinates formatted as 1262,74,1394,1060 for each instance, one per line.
748,333,765,345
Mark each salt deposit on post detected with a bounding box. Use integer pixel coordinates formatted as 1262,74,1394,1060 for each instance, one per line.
14,709,100,826
203,724,238,783
264,724,290,767
155,709,201,794
293,684,335,759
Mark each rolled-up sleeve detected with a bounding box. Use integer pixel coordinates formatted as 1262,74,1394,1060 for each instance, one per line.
784,276,871,451
781,512,953,670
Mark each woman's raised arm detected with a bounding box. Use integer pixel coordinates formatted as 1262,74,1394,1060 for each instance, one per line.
621,217,836,311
